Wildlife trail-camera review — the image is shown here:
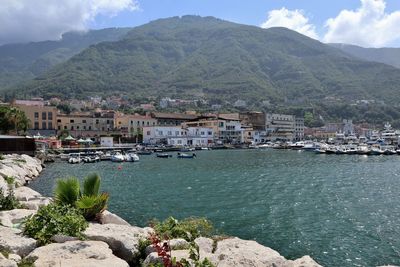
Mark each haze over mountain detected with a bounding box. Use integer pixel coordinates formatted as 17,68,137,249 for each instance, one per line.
7,16,400,108
330,43,400,69
0,28,131,88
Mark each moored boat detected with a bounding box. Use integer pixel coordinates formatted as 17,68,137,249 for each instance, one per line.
156,153,172,158
111,151,125,162
177,153,196,159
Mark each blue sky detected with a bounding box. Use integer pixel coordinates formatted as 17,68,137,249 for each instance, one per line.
88,0,400,47
2,0,400,47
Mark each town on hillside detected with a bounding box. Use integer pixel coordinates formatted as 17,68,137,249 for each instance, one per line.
1,97,399,152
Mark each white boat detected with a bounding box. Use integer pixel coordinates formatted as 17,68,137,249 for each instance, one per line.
257,143,272,149
356,144,370,155
82,155,100,163
303,141,319,151
125,151,140,162
68,153,81,164
369,146,384,155
290,141,305,150
111,151,125,162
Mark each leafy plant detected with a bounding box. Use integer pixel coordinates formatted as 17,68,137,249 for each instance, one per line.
54,177,80,206
151,217,213,242
0,188,22,211
4,176,15,185
23,204,88,245
54,173,109,221
17,258,36,267
0,153,4,160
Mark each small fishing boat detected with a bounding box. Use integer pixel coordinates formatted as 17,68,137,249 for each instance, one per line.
156,153,172,158
68,153,81,164
111,151,125,162
369,146,384,155
137,150,153,155
82,155,100,163
177,153,196,159
125,151,140,162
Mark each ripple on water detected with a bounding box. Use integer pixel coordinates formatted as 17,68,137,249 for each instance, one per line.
29,150,400,267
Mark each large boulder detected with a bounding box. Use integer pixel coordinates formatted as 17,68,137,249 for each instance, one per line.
287,255,322,267
0,209,36,228
145,238,190,256
99,210,130,226
144,250,191,266
25,240,129,267
13,187,42,201
0,258,17,267
0,225,37,257
84,223,153,263
195,237,214,254
209,237,287,267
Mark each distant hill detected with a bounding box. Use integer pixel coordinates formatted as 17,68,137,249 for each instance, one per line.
12,16,400,106
0,28,131,88
330,43,400,69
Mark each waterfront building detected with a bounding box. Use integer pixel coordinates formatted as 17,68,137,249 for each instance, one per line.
151,112,198,126
56,111,115,138
243,127,266,144
294,117,305,141
115,113,157,138
184,114,244,144
13,100,57,135
239,111,266,131
142,126,213,146
265,113,295,141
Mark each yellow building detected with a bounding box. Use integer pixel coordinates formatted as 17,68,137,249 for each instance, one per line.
13,100,57,131
115,113,157,137
56,111,115,137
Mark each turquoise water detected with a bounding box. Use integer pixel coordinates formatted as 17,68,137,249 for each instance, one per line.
29,150,400,266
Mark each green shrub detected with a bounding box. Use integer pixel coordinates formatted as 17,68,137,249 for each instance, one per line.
54,173,109,221
151,217,213,242
23,203,88,245
4,176,15,185
17,258,35,267
0,154,4,160
0,188,22,211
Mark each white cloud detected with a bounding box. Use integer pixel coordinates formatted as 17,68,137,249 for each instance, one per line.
0,0,139,45
260,8,318,39
323,0,400,47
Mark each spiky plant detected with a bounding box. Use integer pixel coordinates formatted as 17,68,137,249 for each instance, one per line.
54,178,80,206
76,193,109,221
82,173,100,197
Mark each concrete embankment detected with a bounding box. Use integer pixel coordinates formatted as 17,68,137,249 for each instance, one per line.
0,154,324,266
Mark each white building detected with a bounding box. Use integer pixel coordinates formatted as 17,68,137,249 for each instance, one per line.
100,136,114,147
266,113,295,141
142,126,213,147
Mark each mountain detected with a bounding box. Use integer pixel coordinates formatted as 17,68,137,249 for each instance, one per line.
0,28,131,88
330,43,400,69
12,16,400,106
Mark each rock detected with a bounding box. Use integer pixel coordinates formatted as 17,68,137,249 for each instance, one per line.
0,176,8,193
0,225,37,257
144,250,191,266
7,253,21,263
288,255,322,267
209,237,287,267
99,210,130,226
0,209,36,228
195,237,214,254
13,187,42,201
84,223,153,263
25,240,129,267
0,259,17,267
51,234,79,243
19,196,51,210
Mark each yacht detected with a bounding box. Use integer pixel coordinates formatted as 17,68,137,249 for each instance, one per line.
68,153,81,164
125,150,140,162
111,151,125,162
356,144,370,155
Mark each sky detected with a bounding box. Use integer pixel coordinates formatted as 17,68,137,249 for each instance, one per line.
1,0,400,47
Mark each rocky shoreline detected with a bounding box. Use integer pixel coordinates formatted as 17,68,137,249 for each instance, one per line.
0,154,325,266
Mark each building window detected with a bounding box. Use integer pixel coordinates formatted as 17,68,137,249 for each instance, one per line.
34,112,39,119
70,119,74,123
175,131,179,136
42,122,46,129
77,126,80,129
48,122,53,129
42,112,46,120
96,120,99,124
71,126,74,130
89,126,92,130
48,112,53,120
83,126,86,130
147,121,149,126
57,119,61,123
177,140,182,144
34,122,39,129
57,126,61,130
159,131,163,135
142,121,145,126
82,120,86,123
64,126,67,130
153,122,155,125
147,131,151,135
168,131,172,136
208,131,212,135
201,131,205,135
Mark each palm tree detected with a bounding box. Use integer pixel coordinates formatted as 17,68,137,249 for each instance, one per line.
6,107,29,135
54,173,109,221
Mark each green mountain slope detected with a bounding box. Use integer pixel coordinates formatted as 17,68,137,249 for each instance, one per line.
14,16,400,105
0,28,131,88
330,43,400,69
